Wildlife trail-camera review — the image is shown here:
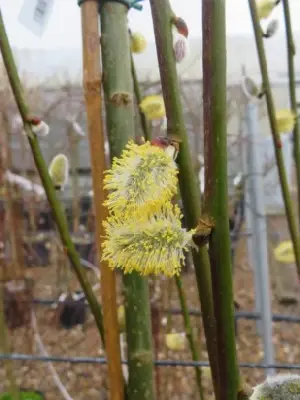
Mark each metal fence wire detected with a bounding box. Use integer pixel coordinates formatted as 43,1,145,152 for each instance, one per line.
1,82,300,398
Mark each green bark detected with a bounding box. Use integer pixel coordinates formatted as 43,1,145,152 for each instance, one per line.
202,1,239,398
99,3,155,399
149,0,219,397
282,0,300,228
130,52,151,141
248,0,300,275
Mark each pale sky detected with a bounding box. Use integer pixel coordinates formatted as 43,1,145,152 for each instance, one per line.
0,0,300,50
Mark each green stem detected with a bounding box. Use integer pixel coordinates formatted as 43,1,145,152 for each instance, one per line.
149,0,219,398
174,277,204,400
0,9,105,346
282,0,300,228
69,131,80,233
202,1,239,398
248,0,300,276
130,51,151,141
99,3,155,399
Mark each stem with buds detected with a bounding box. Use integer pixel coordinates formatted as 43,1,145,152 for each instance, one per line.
130,50,151,141
149,0,219,397
282,0,300,228
202,1,239,398
0,8,105,345
248,0,300,276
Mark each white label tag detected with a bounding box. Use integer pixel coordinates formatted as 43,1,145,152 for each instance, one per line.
18,0,55,37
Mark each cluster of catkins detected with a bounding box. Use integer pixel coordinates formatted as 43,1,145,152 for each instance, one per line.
102,18,192,278
101,139,198,277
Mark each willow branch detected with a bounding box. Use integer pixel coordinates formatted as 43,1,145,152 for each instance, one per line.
130,51,151,141
248,0,300,275
0,7,105,345
282,0,300,227
202,0,239,398
149,0,219,397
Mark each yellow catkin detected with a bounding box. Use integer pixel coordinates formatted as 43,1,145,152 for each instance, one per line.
103,140,178,216
139,95,166,120
101,203,196,277
165,333,187,351
130,32,147,54
275,109,296,134
256,0,277,20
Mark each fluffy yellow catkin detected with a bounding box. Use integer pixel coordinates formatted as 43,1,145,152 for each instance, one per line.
130,32,147,53
275,109,296,134
101,202,196,277
139,95,166,120
165,333,187,351
256,0,278,20
103,140,178,216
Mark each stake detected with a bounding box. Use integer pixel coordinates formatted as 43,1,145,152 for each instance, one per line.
79,1,124,399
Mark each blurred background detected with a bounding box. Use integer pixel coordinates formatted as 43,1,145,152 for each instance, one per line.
0,1,300,399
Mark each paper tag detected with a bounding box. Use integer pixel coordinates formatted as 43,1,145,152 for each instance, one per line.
18,0,55,37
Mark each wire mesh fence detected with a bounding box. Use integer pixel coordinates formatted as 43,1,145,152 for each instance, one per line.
0,79,299,399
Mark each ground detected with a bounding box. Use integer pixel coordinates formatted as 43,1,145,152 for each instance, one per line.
1,215,300,400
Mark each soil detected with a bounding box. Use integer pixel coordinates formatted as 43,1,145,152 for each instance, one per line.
1,216,300,400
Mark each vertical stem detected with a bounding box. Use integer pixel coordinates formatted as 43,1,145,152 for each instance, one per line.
99,2,155,399
79,2,124,399
130,51,151,141
68,129,80,233
0,7,105,346
282,0,300,226
149,0,219,397
202,1,239,398
174,277,204,400
248,0,300,275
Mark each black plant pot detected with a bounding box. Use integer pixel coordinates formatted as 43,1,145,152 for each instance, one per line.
57,294,87,329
